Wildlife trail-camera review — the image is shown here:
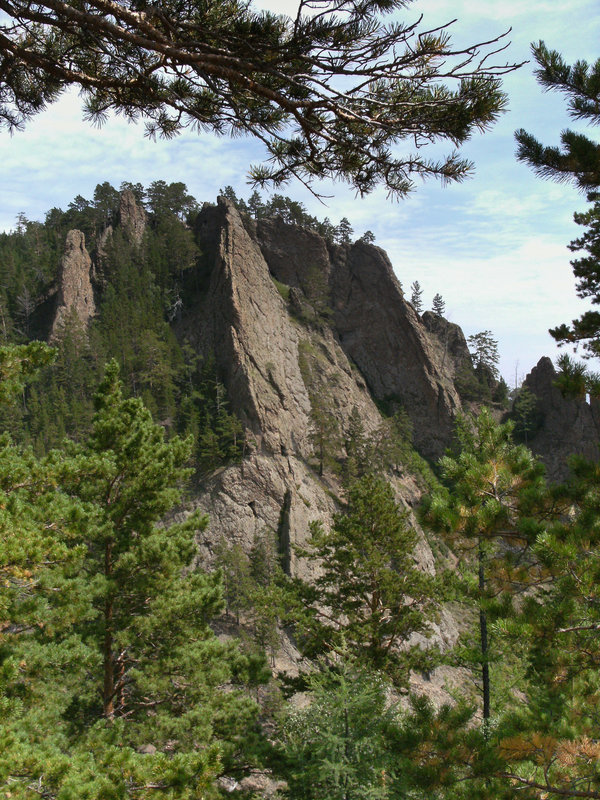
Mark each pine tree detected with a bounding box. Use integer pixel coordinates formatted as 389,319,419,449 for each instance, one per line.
432,293,446,316
495,456,600,799
468,330,500,380
424,409,547,733
410,281,424,314
279,659,399,800
291,475,440,685
511,385,541,444
0,2,519,198
516,44,600,355
358,230,376,244
335,217,354,244
0,361,268,797
343,406,371,485
308,394,341,477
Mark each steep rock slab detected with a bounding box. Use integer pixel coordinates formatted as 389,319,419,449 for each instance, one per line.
50,229,95,340
330,243,461,459
524,356,600,481
189,453,336,582
255,219,460,458
256,217,331,294
192,198,314,456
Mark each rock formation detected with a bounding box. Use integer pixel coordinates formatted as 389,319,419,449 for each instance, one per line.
49,229,95,340
255,216,461,458
171,197,465,673
119,189,146,243
421,310,473,383
522,356,600,481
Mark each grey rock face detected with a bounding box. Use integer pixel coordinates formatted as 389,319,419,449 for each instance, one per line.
189,198,314,456
50,229,95,340
256,218,460,458
119,189,146,243
330,243,460,458
177,200,462,673
523,356,600,481
421,311,473,382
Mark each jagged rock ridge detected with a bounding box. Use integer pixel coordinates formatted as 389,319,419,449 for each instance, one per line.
522,356,600,481
254,215,461,459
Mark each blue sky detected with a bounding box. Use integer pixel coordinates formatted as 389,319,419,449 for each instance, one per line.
1,0,599,385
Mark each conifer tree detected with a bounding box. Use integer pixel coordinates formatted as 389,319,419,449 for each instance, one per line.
511,385,541,444
358,230,376,244
516,44,600,355
410,281,424,314
432,293,446,316
0,360,267,797
291,474,440,685
424,409,546,732
468,330,500,380
335,217,354,244
280,659,399,800
343,406,371,485
0,1,519,197
496,457,600,798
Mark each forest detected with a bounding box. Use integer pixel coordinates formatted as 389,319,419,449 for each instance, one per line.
0,177,600,800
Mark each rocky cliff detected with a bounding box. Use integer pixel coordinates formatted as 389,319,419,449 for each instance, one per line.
166,197,463,679
254,215,461,458
521,356,600,481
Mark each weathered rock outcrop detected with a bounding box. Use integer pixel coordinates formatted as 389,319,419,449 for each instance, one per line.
421,311,473,382
119,189,146,243
255,217,461,458
523,356,600,481
180,200,433,548
176,198,461,667
50,229,95,340
186,199,385,459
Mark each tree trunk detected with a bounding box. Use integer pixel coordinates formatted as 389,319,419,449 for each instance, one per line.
103,540,115,719
478,538,490,735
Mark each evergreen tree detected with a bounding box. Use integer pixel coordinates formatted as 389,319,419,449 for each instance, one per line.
468,330,500,380
0,360,267,797
358,230,376,244
335,217,354,244
548,195,600,356
515,43,600,191
410,281,424,314
308,395,341,477
291,475,440,686
246,189,265,219
432,293,446,316
343,406,371,485
1,3,518,198
279,659,400,800
554,352,600,398
424,409,547,733
511,385,541,444
516,44,600,355
495,456,600,799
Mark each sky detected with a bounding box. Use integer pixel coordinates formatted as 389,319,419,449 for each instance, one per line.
1,0,599,386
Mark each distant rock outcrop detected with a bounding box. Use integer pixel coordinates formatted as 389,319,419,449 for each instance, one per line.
119,189,146,243
50,229,95,340
523,356,600,481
